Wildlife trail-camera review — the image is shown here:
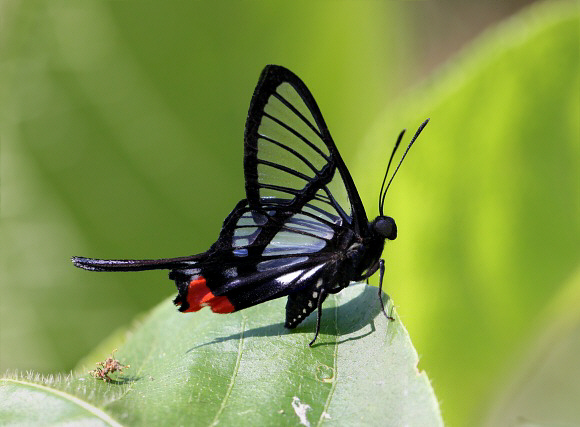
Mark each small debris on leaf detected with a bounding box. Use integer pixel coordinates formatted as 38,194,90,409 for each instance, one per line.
291,396,312,427
89,349,130,382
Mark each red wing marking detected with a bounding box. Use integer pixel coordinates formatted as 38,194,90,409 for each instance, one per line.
184,277,235,314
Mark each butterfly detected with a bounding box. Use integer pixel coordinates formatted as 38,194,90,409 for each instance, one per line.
72,65,428,346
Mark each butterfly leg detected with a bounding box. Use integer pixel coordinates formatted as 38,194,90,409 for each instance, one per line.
377,259,395,322
309,289,327,347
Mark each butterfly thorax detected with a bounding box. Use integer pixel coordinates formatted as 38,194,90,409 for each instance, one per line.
345,236,383,282
344,215,397,281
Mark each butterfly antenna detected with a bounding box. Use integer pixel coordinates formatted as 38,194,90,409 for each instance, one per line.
380,118,430,211
379,129,405,216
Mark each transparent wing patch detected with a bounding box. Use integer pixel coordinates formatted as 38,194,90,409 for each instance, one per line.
256,87,330,204
247,76,354,225
227,203,335,260
232,210,267,249
262,229,327,256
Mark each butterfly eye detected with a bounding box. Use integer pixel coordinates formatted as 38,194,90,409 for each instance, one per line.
373,216,397,240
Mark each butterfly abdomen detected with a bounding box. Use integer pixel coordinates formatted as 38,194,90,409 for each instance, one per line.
285,278,328,329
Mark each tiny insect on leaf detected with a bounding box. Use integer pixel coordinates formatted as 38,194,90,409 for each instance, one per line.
89,349,130,382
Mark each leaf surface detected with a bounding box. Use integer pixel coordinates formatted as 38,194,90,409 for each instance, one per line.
1,285,442,426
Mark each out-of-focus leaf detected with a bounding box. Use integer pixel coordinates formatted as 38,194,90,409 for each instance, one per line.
1,285,442,426
483,267,580,427
356,2,579,425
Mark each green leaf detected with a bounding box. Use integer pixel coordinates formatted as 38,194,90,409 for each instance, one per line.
355,2,579,425
1,285,442,426
483,267,580,426
0,377,121,426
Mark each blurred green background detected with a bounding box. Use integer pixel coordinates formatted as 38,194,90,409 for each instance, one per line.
2,1,578,426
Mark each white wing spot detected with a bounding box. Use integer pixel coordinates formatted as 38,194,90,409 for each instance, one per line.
308,301,313,308
224,267,237,278
233,248,248,257
312,291,318,298
315,279,323,288
277,270,304,285
300,264,325,282
302,308,308,314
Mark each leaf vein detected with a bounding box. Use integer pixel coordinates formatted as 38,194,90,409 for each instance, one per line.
317,296,339,426
1,378,123,427
209,316,246,426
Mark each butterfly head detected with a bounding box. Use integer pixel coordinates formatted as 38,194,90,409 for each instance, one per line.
371,216,397,241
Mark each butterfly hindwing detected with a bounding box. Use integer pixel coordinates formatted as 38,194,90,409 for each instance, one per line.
171,199,340,314
285,277,329,329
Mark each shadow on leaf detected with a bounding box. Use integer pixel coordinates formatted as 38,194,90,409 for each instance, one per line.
188,286,391,351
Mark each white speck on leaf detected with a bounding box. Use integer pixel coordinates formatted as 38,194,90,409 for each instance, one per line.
291,396,311,427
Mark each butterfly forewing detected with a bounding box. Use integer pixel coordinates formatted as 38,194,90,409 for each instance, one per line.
284,213,335,239
324,169,353,220
262,229,327,256
254,100,328,203
245,66,364,233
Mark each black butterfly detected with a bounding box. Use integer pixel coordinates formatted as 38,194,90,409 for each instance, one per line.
72,65,428,346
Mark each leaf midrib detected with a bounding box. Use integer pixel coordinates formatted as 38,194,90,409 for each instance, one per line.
209,316,247,427
1,378,123,427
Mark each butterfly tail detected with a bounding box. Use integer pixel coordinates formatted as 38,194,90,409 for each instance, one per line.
71,255,201,272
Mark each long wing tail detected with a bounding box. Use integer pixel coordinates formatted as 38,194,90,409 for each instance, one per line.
71,255,202,272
